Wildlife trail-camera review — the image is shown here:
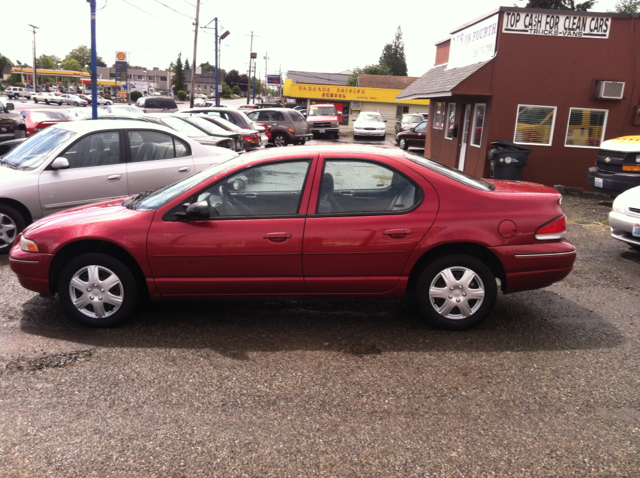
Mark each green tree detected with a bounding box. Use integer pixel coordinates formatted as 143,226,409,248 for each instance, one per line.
171,53,187,95
221,82,232,98
60,58,83,72
130,90,143,102
231,85,241,96
0,53,14,73
347,64,392,86
177,90,187,101
520,0,595,10
200,61,215,72
379,26,408,76
7,73,23,86
184,58,190,71
65,45,106,71
614,0,639,11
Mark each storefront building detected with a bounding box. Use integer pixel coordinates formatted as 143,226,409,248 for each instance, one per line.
283,74,430,134
397,7,640,189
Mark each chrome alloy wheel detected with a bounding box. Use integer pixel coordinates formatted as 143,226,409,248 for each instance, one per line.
69,265,124,319
428,266,486,319
0,212,18,250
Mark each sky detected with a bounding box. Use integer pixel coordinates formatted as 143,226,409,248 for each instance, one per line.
3,0,622,81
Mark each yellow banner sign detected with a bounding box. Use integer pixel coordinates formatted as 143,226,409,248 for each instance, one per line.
283,79,429,105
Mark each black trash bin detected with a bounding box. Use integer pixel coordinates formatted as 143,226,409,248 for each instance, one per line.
487,140,532,180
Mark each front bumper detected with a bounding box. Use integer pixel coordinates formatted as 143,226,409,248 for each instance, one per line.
588,167,640,196
609,210,640,247
355,128,386,137
9,241,55,295
310,127,339,134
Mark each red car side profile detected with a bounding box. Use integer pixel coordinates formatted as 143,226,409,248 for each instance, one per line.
20,109,73,136
9,145,576,329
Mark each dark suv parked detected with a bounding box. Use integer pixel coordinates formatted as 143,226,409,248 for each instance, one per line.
0,99,26,143
245,108,312,147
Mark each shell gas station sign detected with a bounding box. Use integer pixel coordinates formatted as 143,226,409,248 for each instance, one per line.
283,79,429,105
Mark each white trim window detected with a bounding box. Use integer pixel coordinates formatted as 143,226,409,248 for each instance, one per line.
471,103,486,147
445,103,457,140
514,105,557,146
432,102,446,130
565,108,608,148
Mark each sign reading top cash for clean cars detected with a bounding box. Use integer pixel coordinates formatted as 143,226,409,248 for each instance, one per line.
503,11,611,39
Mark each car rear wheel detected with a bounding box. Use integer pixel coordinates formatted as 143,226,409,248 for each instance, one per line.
45,100,50,105
416,254,497,330
33,99,38,104
273,133,288,147
58,253,138,328
399,137,408,150
0,204,26,255
74,101,79,106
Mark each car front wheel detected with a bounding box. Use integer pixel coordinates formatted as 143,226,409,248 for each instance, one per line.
272,132,288,147
74,101,79,106
416,254,497,330
58,253,138,328
399,137,408,150
0,204,26,255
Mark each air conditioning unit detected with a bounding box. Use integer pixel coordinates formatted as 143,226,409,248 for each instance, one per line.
596,81,625,100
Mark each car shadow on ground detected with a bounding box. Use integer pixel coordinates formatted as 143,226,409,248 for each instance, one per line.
18,288,625,360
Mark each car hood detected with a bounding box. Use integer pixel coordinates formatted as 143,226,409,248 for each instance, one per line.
0,164,31,182
307,114,337,121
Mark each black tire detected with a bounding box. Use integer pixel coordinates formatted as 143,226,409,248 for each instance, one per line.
334,132,340,139
0,204,26,254
416,254,497,330
399,137,409,150
33,99,38,104
74,101,79,106
45,100,50,105
57,253,138,328
272,132,288,147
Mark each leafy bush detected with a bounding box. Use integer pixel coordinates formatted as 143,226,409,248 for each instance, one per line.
177,90,187,101
130,90,143,102
102,92,111,100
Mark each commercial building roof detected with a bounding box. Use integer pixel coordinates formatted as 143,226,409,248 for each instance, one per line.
357,74,419,90
287,71,351,86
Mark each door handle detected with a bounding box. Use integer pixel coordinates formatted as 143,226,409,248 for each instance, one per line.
263,232,292,242
384,228,411,238
179,167,190,173
107,175,121,181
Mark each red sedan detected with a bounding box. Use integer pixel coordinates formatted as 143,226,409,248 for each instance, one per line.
20,109,73,136
9,146,575,329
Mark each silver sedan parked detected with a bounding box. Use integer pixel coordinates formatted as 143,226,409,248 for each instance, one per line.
59,94,88,107
0,120,238,252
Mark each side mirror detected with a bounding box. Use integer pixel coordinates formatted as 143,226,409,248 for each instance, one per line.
6,102,14,111
384,120,388,122
50,157,70,170
185,200,210,219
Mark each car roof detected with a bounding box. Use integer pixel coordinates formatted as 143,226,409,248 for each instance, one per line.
238,144,406,164
52,118,183,135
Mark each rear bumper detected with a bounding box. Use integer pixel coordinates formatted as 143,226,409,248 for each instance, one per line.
489,240,576,293
588,167,640,195
294,133,313,142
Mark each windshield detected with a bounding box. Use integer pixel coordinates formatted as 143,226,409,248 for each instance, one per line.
161,116,210,137
404,152,495,192
358,113,383,123
309,106,335,116
1,127,76,170
134,154,246,210
403,115,423,124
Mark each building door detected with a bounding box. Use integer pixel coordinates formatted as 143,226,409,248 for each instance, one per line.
457,104,472,171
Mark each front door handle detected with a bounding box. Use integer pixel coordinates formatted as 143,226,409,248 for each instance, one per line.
179,167,190,173
107,175,121,181
264,232,292,243
384,228,411,238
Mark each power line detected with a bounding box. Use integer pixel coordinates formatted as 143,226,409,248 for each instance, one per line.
154,0,193,19
122,0,159,17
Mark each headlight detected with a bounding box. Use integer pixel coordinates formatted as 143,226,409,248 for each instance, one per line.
331,121,338,127
20,235,39,253
612,198,625,214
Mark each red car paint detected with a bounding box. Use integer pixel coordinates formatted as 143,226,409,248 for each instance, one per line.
10,146,575,328
20,109,73,136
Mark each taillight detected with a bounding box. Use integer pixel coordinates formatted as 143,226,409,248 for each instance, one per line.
535,215,566,240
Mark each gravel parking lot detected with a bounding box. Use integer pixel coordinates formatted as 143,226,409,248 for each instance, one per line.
1,190,639,477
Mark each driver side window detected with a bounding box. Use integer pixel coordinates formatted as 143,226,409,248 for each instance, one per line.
192,160,311,218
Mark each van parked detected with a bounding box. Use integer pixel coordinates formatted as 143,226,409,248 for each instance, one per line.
135,96,178,113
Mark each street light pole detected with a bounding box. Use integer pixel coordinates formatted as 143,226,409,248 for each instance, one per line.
189,0,201,108
86,0,98,119
28,24,39,92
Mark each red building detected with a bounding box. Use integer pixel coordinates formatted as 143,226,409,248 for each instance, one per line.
397,7,640,189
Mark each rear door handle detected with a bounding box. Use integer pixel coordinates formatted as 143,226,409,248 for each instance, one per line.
107,175,121,181
384,228,411,238
264,232,292,243
179,167,190,173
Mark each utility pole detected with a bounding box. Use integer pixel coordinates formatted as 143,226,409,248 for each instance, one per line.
264,53,269,100
189,0,201,108
28,24,39,92
86,1,98,119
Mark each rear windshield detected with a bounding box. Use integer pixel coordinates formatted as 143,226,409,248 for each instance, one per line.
404,152,495,191
146,98,177,109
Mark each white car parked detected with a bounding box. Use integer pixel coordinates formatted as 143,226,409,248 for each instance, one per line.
0,119,238,252
33,92,64,105
60,94,88,107
609,185,640,249
353,111,387,139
